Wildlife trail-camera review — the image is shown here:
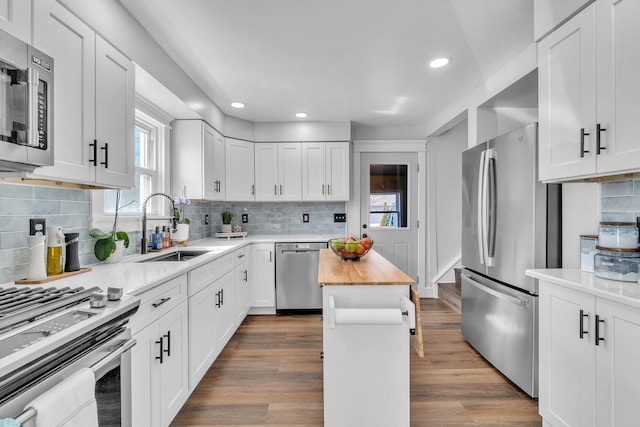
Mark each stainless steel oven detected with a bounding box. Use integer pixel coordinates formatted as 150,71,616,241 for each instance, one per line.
0,286,139,426
0,27,53,172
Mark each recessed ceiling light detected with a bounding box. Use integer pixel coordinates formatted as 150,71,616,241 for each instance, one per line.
296,112,308,118
429,57,450,68
231,102,245,109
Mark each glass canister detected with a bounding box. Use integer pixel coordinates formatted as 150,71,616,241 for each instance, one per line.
598,222,639,249
580,235,598,273
594,247,640,282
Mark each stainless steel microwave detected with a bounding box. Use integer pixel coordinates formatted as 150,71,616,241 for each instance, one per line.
0,28,53,173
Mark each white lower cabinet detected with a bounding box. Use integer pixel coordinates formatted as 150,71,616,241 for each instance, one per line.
131,275,189,427
234,247,251,326
187,252,235,389
249,243,276,312
539,281,640,427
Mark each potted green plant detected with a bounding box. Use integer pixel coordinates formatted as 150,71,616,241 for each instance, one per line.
90,190,130,262
221,211,233,233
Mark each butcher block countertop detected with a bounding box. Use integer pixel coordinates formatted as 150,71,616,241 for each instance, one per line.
318,249,416,286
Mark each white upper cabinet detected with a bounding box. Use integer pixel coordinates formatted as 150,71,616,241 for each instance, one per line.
302,142,350,201
0,0,31,42
534,0,591,41
30,0,134,188
172,120,225,201
225,138,255,201
254,143,302,201
538,0,640,182
593,0,640,175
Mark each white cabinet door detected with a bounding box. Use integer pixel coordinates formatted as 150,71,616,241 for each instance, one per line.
203,123,218,200
0,0,31,42
278,143,302,200
250,243,275,308
131,321,160,427
94,35,135,188
226,138,255,201
539,282,596,427
31,0,135,188
188,284,216,389
31,1,96,184
325,142,350,201
212,129,226,200
594,0,640,175
594,298,640,427
255,143,278,201
302,143,326,201
538,4,597,182
213,270,236,351
158,301,189,427
233,247,250,326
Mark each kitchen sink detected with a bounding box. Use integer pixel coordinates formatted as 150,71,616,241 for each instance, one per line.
139,250,211,262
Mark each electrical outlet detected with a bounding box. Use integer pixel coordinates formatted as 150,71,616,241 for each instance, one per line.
30,218,46,236
303,213,309,223
242,213,248,223
204,214,209,225
334,213,346,223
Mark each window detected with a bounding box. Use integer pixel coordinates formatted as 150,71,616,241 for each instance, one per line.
368,164,408,228
92,98,171,232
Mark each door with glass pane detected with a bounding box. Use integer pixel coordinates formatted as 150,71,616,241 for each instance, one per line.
360,152,418,279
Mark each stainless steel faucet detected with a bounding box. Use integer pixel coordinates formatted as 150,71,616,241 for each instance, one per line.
141,192,175,254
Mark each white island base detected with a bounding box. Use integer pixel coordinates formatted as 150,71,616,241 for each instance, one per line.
321,284,413,427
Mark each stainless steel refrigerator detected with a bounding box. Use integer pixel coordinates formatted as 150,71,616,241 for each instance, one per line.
461,122,561,398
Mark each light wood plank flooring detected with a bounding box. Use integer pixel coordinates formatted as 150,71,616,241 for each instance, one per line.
171,298,541,426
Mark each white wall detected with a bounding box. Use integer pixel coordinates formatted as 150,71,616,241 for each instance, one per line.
562,183,601,267
225,116,255,141
476,107,539,144
426,120,467,285
254,122,351,142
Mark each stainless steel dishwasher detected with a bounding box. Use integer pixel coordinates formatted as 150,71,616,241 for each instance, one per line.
275,241,328,313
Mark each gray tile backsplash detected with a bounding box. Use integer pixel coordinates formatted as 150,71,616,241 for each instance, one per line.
601,179,640,223
0,182,346,283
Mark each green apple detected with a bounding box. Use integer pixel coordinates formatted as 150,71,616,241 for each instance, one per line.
345,241,358,253
331,240,344,252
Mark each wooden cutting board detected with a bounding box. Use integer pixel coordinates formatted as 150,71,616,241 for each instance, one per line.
15,267,91,284
411,288,424,358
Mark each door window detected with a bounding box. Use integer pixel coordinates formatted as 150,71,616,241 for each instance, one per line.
368,164,408,228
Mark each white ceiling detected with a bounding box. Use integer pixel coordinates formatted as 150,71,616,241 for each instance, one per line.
120,0,534,129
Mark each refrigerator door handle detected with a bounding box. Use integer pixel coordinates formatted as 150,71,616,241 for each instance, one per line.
463,275,527,306
486,150,497,265
477,150,487,265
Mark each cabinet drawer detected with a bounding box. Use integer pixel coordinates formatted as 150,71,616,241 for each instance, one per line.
131,274,187,333
188,253,234,295
234,246,248,266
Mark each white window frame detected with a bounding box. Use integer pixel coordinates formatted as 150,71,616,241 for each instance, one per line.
91,96,172,233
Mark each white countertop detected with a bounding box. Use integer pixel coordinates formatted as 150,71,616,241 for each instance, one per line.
6,234,336,296
526,268,640,308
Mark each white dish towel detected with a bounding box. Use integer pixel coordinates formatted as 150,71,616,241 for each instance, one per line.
24,368,99,427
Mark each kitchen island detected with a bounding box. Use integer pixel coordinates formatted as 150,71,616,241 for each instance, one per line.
318,249,415,427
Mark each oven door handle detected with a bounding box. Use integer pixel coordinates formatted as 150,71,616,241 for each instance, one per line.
92,338,137,379
463,275,527,306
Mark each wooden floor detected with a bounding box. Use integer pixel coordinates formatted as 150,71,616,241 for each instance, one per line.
171,298,541,426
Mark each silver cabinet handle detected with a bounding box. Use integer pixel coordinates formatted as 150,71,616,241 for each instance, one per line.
463,275,527,306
